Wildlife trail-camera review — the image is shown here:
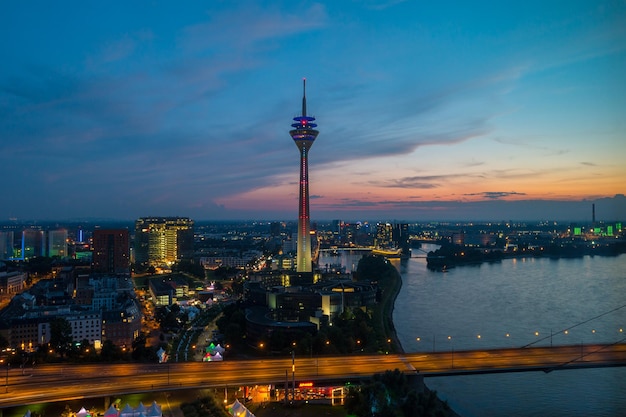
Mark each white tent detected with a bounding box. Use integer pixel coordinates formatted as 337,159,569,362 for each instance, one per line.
227,399,255,417
76,408,90,417
157,347,167,363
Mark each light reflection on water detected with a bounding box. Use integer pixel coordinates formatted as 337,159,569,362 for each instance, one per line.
319,248,626,417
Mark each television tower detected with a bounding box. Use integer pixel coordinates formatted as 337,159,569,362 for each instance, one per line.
290,79,319,272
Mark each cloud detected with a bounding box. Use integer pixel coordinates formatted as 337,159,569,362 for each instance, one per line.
463,191,527,199
96,35,139,64
181,4,327,53
369,174,454,189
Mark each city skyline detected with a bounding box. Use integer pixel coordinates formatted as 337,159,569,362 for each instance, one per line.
1,1,625,222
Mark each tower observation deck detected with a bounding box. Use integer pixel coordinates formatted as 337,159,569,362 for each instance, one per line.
290,79,319,273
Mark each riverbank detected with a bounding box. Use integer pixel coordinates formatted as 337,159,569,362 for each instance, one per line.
381,260,405,353
364,255,461,417
376,256,462,417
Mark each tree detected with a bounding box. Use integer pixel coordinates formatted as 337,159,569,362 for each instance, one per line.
24,256,53,275
355,255,391,282
132,332,157,362
100,340,123,362
0,333,8,349
49,317,73,357
345,369,453,417
174,259,205,279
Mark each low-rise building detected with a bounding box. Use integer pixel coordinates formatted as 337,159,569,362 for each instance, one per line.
148,275,189,306
0,271,26,297
243,271,378,348
0,274,141,350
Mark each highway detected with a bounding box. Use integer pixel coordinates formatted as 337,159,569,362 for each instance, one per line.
1,343,625,408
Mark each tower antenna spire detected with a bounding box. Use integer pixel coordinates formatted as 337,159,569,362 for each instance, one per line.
302,78,307,117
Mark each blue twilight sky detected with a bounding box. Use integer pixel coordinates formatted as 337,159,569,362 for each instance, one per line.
1,1,625,222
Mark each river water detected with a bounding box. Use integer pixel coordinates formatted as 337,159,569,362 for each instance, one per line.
319,246,626,417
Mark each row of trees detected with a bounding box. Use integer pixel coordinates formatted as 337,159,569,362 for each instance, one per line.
345,369,453,417
180,396,230,417
426,242,503,270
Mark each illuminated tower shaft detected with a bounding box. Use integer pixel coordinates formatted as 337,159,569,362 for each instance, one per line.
290,79,319,272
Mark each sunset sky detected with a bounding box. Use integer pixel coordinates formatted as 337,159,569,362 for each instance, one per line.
1,1,624,222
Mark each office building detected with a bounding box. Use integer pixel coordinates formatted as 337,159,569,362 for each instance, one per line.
21,228,45,259
47,229,68,257
92,229,130,274
134,217,194,270
0,231,14,260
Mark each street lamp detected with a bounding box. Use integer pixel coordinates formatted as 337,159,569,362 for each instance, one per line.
3,360,8,393
448,336,453,369
291,350,296,402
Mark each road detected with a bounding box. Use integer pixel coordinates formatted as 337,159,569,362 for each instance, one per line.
1,343,625,408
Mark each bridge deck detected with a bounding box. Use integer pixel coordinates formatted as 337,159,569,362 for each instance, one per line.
1,344,625,408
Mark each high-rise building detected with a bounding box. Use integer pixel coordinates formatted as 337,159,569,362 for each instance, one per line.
0,231,14,260
21,229,45,259
92,229,130,274
289,79,319,273
134,217,194,270
47,229,68,257
375,223,394,249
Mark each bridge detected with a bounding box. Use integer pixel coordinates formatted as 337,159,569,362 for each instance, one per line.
318,247,432,258
318,247,373,252
1,343,625,408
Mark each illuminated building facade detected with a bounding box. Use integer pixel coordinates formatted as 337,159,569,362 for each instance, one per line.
289,79,319,272
21,229,45,259
134,217,194,270
47,229,68,257
374,223,394,249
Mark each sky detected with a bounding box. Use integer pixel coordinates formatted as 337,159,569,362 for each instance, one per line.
1,1,625,222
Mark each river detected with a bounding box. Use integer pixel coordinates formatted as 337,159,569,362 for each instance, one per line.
319,246,626,417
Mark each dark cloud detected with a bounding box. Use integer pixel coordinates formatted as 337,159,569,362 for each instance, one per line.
464,191,527,199
375,175,449,189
